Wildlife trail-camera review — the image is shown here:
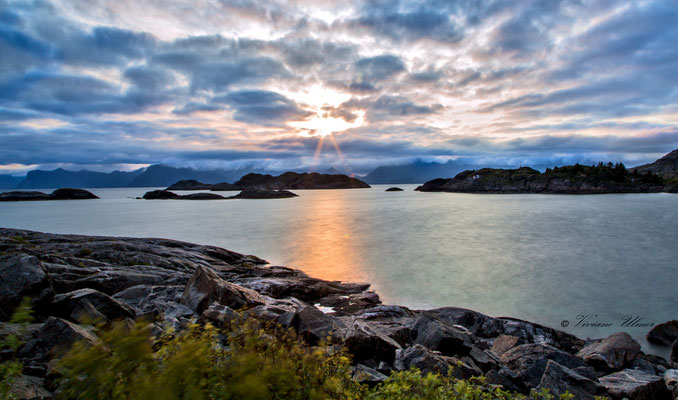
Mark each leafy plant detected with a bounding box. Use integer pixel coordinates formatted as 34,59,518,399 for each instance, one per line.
0,297,35,399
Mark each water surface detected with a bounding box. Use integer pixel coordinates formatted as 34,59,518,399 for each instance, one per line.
1,186,676,356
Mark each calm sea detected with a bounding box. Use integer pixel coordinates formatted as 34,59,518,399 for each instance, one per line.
2,185,677,357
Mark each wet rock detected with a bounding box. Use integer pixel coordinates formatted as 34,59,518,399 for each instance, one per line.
647,320,678,346
536,360,606,400
599,369,670,400
238,276,370,304
342,319,401,364
427,307,504,338
577,332,641,371
491,334,520,356
0,254,54,321
412,313,474,357
181,266,265,313
318,292,381,316
51,288,135,323
499,343,587,388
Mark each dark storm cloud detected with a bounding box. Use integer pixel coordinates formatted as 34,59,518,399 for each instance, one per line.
213,90,311,125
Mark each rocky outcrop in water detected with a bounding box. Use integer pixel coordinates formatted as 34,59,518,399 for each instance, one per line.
165,172,370,191
0,188,99,201
142,189,298,200
0,228,675,399
385,187,404,192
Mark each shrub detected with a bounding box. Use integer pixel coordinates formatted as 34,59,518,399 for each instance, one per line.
0,297,34,399
77,247,93,257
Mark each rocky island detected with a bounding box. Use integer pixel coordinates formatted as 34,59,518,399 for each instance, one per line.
1,228,676,399
0,189,99,201
166,171,370,191
142,189,298,200
416,149,678,194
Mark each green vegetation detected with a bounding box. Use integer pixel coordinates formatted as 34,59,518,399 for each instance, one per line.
77,247,93,257
0,297,34,399
55,316,575,400
10,236,30,245
545,162,664,184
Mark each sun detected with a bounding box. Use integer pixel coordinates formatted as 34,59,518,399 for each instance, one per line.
283,84,366,137
287,111,365,137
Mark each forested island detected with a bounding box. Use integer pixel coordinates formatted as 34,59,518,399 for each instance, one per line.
167,172,370,191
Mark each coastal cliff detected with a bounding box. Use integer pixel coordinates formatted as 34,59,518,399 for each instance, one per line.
1,229,676,399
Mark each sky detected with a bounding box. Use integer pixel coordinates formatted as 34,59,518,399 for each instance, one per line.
1,0,678,175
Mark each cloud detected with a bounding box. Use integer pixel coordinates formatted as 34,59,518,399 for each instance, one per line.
214,89,312,125
354,54,406,81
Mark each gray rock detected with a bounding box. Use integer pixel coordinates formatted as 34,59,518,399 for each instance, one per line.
181,266,265,313
576,332,641,371
394,344,481,378
289,305,345,345
485,367,524,392
647,321,678,346
500,343,587,388
342,319,401,364
51,288,135,323
599,369,670,400
536,360,606,400
664,369,678,399
352,364,388,386
19,317,99,362
199,303,239,330
0,254,54,321
491,334,520,356
412,312,473,357
7,375,52,400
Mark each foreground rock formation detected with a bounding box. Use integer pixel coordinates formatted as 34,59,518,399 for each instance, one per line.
0,189,99,201
166,172,370,191
0,228,675,399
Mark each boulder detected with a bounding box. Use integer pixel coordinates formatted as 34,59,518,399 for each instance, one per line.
19,317,99,362
485,367,524,392
672,338,678,363
352,364,388,386
7,375,52,399
342,319,401,364
411,313,474,357
289,305,345,345
0,254,54,321
491,334,520,356
385,187,403,192
499,343,587,388
51,288,135,323
394,344,481,379
199,303,239,330
467,346,499,372
664,369,678,399
599,369,670,400
536,360,606,400
427,307,504,338
647,321,678,346
576,332,641,371
181,266,265,313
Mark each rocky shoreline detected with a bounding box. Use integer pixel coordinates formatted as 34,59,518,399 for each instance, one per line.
1,228,677,399
167,171,371,191
0,189,99,202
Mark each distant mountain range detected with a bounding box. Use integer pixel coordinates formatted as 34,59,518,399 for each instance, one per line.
2,149,677,189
